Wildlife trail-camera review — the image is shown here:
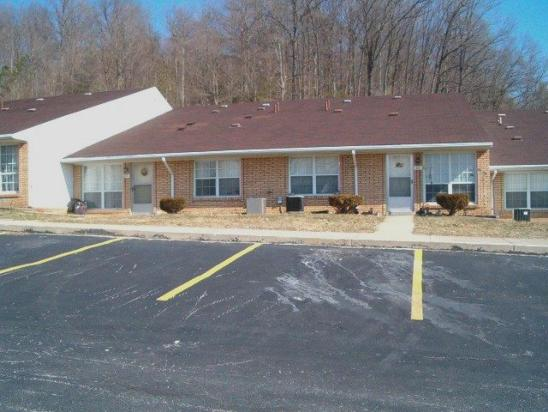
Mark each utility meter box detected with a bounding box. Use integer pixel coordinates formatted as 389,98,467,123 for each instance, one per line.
246,198,266,215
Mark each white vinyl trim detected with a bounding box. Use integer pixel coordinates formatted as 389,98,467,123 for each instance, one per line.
491,164,548,171
63,142,494,163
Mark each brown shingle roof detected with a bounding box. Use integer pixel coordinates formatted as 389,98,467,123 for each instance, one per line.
0,89,143,135
476,111,548,166
67,94,489,159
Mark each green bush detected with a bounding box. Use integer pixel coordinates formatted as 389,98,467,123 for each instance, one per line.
435,193,469,216
159,197,186,214
328,194,363,214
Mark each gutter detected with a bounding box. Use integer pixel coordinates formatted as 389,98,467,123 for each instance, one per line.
351,150,359,195
161,156,175,197
62,142,494,163
489,164,548,171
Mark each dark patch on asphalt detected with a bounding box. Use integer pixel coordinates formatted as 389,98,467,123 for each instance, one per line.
0,234,547,411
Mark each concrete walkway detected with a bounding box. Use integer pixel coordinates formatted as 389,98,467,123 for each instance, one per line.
372,215,414,240
0,218,546,255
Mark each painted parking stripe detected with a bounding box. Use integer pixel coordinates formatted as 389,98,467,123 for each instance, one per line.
0,237,124,277
411,249,424,321
157,243,262,302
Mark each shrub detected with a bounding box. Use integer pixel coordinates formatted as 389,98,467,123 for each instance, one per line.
159,197,186,214
328,194,363,214
435,193,469,216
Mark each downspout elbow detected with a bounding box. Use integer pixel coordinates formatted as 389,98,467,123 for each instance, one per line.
161,156,175,198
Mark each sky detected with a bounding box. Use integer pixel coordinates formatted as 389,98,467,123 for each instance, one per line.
2,0,547,57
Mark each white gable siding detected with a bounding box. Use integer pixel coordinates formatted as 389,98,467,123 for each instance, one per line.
13,87,172,208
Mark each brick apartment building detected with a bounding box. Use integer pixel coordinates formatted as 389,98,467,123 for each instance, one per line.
1,91,546,217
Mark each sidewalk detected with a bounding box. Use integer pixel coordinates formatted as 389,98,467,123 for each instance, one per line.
0,217,546,254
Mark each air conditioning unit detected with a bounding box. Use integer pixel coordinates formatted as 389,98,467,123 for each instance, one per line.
513,208,530,222
286,195,304,212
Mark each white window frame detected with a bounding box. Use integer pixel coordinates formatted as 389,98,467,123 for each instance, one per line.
422,152,477,203
82,163,124,209
0,144,19,194
193,159,241,198
288,155,340,196
504,171,548,210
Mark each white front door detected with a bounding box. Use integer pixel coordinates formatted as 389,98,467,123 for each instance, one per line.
387,154,413,213
131,163,153,214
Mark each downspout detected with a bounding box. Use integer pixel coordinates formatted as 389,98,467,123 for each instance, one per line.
491,169,498,217
351,150,359,195
161,157,175,197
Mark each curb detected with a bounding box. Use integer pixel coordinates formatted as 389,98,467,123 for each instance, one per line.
1,221,546,255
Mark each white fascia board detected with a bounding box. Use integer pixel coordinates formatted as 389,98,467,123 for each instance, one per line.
490,164,548,172
62,141,493,163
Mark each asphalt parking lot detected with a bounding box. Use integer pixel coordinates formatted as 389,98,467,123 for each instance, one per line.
0,233,547,411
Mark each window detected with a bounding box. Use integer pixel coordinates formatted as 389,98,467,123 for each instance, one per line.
505,172,548,209
505,174,527,209
423,153,476,202
83,164,123,208
195,159,240,197
0,145,19,193
289,156,339,195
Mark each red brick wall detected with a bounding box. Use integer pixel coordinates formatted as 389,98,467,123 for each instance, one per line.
475,150,492,215
151,155,388,212
0,143,28,208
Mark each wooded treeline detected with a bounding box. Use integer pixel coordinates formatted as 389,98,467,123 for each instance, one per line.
1,0,546,110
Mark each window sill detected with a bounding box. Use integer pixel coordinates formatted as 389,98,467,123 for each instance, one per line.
0,193,20,199
193,196,242,201
289,193,338,197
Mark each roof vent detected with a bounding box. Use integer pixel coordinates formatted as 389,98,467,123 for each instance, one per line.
219,104,228,108
0,107,10,111
261,103,271,107
27,108,37,112
511,136,523,141
211,109,220,114
333,108,343,113
230,123,242,128
84,92,93,96
343,99,352,104
36,97,45,101
186,121,195,126
504,125,515,129
393,95,402,99
244,114,253,119
257,106,266,111
177,126,185,131
388,111,399,116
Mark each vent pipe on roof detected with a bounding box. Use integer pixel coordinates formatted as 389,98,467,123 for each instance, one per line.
505,125,515,129
324,98,331,112
497,113,506,125
27,108,37,112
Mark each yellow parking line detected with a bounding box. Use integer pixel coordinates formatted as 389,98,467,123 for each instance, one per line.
157,243,262,302
0,237,124,277
411,249,424,321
